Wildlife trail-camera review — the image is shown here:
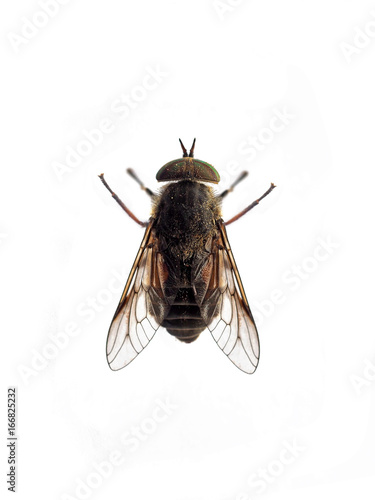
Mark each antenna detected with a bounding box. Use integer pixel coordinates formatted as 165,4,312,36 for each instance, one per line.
189,138,196,158
179,138,188,157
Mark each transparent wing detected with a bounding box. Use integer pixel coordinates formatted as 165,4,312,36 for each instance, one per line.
106,221,169,370
200,221,260,374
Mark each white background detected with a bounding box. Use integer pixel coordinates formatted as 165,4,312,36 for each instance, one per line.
1,1,375,499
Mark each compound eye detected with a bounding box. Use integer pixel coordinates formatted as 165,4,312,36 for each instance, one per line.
156,159,220,184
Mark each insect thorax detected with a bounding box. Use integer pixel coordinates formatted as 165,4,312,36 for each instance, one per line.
152,180,221,259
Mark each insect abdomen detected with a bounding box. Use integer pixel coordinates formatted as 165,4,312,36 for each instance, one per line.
161,287,206,343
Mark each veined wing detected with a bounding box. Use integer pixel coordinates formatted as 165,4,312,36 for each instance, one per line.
106,220,169,370
199,220,260,374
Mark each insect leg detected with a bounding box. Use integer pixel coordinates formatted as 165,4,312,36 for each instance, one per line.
219,171,249,199
126,168,154,197
98,174,147,227
225,183,276,226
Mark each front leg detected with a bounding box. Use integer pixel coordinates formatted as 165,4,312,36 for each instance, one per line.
225,183,276,226
98,174,147,227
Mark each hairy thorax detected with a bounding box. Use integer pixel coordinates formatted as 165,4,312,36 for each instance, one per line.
152,180,222,260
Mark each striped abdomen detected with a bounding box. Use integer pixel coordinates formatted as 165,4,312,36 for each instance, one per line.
161,287,206,343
